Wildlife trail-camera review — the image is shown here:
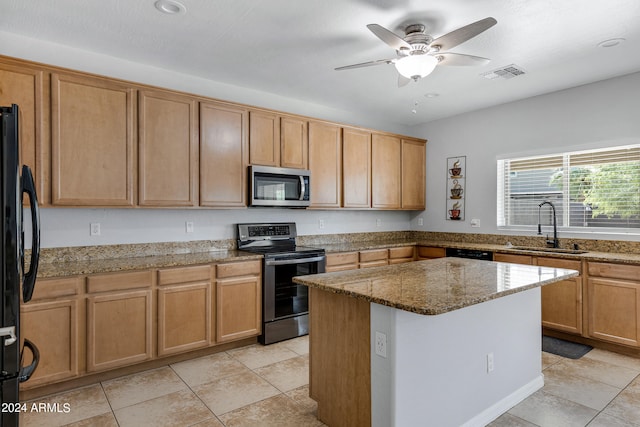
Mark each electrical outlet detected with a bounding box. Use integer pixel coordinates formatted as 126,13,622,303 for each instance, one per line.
375,331,387,358
376,218,382,227
186,221,194,233
471,218,481,228
487,352,494,373
319,219,325,229
90,223,101,236
417,217,424,226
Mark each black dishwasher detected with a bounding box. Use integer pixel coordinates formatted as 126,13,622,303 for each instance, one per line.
445,247,494,261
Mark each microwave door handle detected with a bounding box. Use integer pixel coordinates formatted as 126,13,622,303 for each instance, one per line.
299,176,306,201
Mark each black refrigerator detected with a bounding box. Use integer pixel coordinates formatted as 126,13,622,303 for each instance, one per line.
0,104,41,425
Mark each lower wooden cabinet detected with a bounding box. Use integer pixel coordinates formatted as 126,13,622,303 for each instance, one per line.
359,249,388,268
157,265,212,356
587,262,640,347
215,260,262,343
388,246,415,264
325,252,359,272
86,271,153,372
20,277,82,389
416,246,445,260
536,258,583,335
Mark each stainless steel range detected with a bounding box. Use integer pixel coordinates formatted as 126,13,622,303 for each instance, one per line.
237,223,325,345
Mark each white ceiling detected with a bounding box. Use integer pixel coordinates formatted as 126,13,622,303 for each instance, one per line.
3,0,640,126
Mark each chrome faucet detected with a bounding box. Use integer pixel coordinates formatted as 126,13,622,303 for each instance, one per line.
538,201,559,248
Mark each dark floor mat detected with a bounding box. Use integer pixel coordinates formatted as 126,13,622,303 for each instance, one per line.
542,335,593,359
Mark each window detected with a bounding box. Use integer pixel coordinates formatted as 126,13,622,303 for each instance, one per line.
498,145,640,232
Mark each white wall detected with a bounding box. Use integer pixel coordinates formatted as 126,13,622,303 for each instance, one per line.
39,208,411,248
409,72,640,241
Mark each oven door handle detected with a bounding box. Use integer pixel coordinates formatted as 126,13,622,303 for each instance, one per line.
265,256,325,266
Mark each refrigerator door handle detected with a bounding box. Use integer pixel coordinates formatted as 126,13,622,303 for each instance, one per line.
19,339,39,382
21,165,40,303
0,326,17,346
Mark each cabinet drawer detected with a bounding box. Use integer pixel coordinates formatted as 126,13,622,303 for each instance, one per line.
158,265,211,286
588,262,640,281
359,249,388,263
536,257,582,273
416,246,445,259
389,246,414,260
360,260,388,269
326,252,358,267
29,277,82,301
494,253,533,265
87,270,152,293
216,260,262,279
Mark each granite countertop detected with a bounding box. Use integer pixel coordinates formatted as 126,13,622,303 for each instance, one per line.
293,257,579,316
37,250,262,278
324,239,640,265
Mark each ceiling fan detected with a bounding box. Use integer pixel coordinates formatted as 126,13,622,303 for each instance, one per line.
336,17,497,86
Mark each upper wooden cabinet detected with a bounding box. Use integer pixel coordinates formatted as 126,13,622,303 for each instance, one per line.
199,101,248,207
342,128,371,209
138,90,199,206
280,116,308,169
51,73,136,206
401,139,426,210
309,121,342,208
0,59,48,204
249,110,308,169
372,133,401,209
249,110,279,166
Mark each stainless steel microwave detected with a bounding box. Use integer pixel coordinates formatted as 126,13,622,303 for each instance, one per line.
249,165,311,207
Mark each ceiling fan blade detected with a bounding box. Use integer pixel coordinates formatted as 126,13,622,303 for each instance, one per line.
335,58,396,71
430,17,497,52
435,52,491,66
398,74,411,87
367,24,411,51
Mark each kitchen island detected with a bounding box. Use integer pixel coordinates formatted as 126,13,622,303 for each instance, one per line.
293,257,579,427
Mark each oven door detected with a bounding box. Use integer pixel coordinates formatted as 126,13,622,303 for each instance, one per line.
263,255,325,322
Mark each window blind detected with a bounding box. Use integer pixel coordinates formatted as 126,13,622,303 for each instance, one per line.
498,145,640,231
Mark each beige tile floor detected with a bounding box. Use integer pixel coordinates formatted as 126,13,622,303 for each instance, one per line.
20,336,640,427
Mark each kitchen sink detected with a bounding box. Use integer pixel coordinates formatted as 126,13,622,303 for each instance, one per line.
509,246,588,255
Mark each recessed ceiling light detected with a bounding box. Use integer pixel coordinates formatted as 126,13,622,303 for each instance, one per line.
597,38,625,48
154,0,186,15
424,93,440,98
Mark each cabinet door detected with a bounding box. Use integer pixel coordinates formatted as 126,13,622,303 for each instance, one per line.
537,258,582,335
493,253,533,264
215,261,261,343
0,60,47,204
401,139,426,210
157,265,212,356
325,252,359,272
86,270,153,372
249,110,280,166
309,121,342,208
280,116,308,169
372,133,401,209
200,101,248,207
138,90,198,206
588,277,640,347
51,73,135,206
388,246,415,264
20,277,82,389
343,128,371,208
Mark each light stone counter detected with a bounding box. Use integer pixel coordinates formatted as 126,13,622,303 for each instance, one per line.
294,257,579,315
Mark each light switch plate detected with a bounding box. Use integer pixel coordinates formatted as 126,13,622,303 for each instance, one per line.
470,218,480,228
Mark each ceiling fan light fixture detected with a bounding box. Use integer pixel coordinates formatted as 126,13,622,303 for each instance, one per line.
395,55,438,79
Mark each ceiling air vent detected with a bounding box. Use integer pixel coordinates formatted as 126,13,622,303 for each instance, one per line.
480,64,526,80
